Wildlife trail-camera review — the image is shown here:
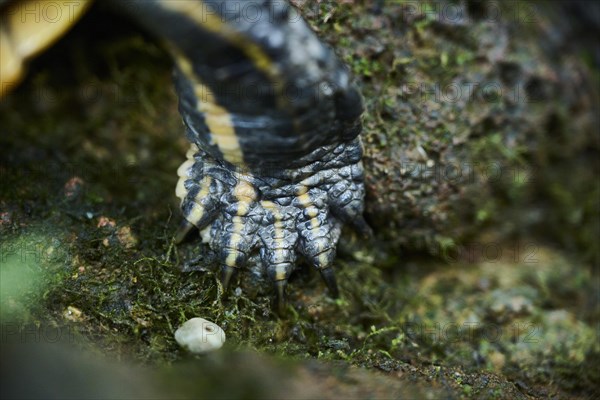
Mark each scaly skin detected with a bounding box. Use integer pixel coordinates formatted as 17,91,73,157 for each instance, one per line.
0,0,368,313
176,137,368,312
108,0,368,313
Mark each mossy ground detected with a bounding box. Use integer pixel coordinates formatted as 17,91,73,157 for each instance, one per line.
1,1,598,399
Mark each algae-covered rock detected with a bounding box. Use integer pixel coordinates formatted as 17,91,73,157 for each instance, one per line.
304,1,599,261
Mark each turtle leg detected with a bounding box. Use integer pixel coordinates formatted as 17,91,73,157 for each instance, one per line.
215,180,259,291
260,200,299,315
175,139,367,312
295,187,342,298
175,145,224,238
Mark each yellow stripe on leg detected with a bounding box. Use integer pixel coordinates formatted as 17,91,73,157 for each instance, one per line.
183,176,213,226
156,0,278,80
261,200,289,280
174,53,244,164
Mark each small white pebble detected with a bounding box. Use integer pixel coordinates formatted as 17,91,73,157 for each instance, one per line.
174,318,225,354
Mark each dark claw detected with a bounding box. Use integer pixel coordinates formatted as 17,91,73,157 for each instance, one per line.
274,280,288,316
319,267,339,298
175,220,197,244
352,216,373,239
220,265,237,291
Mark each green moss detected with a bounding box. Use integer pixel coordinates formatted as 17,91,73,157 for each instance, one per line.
0,230,69,321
